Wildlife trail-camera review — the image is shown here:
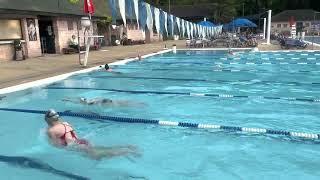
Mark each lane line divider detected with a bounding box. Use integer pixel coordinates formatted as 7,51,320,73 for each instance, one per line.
112,66,320,74
0,108,318,141
45,87,320,103
92,75,320,87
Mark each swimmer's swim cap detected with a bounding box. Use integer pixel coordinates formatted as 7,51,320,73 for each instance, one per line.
105,64,109,70
45,109,60,121
102,98,113,103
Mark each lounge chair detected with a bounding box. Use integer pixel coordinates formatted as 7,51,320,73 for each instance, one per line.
195,39,203,48
280,38,308,49
186,39,191,48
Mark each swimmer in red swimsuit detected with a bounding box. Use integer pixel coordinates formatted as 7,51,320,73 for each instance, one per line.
45,109,140,160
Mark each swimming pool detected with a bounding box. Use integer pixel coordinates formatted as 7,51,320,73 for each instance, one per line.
1,49,320,179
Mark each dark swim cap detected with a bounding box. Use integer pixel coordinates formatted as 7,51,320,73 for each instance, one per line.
45,109,60,122
105,64,110,70
102,98,113,103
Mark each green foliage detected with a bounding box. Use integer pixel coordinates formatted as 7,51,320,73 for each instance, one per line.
145,0,320,22
96,16,112,33
68,0,79,4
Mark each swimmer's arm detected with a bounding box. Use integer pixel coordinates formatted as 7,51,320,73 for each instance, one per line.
47,130,61,147
114,101,147,107
111,71,122,74
62,98,76,103
85,99,97,105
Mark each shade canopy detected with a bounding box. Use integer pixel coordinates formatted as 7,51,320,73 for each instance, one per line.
198,20,216,27
230,18,257,28
223,18,257,31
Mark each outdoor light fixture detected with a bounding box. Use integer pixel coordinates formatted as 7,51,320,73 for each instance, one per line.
81,17,91,28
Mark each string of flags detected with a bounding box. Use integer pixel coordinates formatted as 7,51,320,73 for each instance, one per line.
109,0,223,38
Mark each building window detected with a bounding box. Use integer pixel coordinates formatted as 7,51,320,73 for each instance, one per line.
277,24,281,28
283,24,288,28
67,19,74,30
0,19,22,40
305,23,310,27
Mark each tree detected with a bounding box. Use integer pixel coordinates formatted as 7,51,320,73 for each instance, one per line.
141,0,320,23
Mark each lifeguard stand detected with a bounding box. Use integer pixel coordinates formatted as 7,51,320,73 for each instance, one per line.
78,17,104,67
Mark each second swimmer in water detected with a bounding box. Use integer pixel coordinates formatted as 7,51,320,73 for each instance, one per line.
63,97,146,107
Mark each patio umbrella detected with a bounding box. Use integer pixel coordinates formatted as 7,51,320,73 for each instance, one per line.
198,20,216,27
223,18,257,31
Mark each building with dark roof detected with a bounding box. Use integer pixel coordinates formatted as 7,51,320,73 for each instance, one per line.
271,9,320,34
0,0,110,61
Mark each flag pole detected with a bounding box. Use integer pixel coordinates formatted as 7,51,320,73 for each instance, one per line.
83,0,94,67
83,13,91,67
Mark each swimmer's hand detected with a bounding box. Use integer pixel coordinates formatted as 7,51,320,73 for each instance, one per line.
62,98,73,102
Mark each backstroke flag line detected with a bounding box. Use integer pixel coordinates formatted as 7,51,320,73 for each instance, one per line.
108,0,223,38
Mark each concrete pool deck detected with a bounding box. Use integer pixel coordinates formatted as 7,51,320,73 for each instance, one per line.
0,40,184,89
1,39,320,89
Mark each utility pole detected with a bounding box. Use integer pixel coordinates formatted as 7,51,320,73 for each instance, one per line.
168,0,171,13
263,18,266,39
266,10,272,45
242,3,244,16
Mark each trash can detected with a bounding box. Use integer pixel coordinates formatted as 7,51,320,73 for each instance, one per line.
13,40,25,60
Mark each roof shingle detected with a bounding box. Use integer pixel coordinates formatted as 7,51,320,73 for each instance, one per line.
272,9,320,22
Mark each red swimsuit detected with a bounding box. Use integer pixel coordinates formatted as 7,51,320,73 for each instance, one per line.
60,123,89,146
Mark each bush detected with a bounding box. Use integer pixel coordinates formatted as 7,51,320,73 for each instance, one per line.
68,0,79,4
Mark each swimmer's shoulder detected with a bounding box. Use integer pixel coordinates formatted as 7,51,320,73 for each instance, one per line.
61,122,70,126
112,71,122,75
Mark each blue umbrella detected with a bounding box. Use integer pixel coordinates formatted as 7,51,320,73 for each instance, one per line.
229,18,257,28
223,18,257,31
198,20,216,27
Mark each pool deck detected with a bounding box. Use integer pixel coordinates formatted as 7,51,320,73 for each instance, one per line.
1,39,320,89
258,39,320,51
0,40,184,89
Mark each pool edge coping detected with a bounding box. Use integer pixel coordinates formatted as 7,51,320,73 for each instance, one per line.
178,47,320,52
0,49,172,95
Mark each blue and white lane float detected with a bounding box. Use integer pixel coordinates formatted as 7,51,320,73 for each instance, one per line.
214,62,320,65
0,108,318,140
92,75,320,87
136,61,320,66
46,87,320,103
110,66,320,74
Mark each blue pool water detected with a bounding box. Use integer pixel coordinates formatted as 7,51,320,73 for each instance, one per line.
1,50,320,179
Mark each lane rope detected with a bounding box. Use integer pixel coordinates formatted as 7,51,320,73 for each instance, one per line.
137,61,320,66
92,75,320,87
0,108,318,141
46,87,320,103
110,66,320,74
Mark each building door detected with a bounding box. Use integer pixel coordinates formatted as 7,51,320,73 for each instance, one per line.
38,19,56,54
296,22,303,33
